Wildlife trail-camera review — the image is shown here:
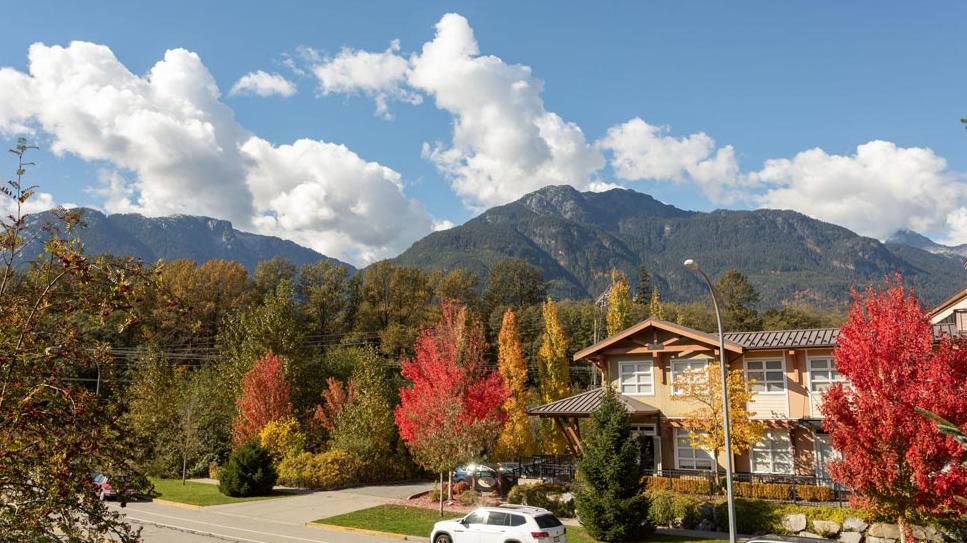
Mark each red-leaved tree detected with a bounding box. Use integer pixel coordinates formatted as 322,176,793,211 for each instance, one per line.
395,301,508,514
233,351,292,445
823,276,967,530
312,377,356,431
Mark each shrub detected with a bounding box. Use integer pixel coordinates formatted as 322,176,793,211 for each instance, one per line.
276,449,364,490
458,489,481,506
451,481,471,495
714,498,782,534
507,483,575,518
646,489,703,528
218,443,277,497
258,416,306,465
643,476,714,495
794,484,833,502
732,482,791,500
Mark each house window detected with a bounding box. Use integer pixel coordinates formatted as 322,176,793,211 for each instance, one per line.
619,360,654,395
746,359,785,393
814,434,838,481
675,428,714,470
808,358,843,392
751,430,794,474
671,359,708,395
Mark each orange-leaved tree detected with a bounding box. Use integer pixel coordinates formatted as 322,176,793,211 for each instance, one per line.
492,308,536,460
233,351,292,445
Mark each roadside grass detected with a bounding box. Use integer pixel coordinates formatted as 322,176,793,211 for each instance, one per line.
314,504,725,543
149,478,293,507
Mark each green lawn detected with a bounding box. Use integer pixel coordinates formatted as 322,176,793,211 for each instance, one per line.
315,505,725,543
149,478,293,507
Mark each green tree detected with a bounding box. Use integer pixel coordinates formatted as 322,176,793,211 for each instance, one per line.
633,265,651,305
0,139,148,541
716,270,762,331
492,309,537,460
574,386,648,541
431,267,480,311
254,257,297,298
355,261,432,356
761,303,843,330
537,297,570,454
330,346,398,460
607,269,632,335
175,370,206,484
482,258,547,317
668,302,715,332
297,260,356,344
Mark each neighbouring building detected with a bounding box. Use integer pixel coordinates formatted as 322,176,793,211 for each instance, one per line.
528,284,967,484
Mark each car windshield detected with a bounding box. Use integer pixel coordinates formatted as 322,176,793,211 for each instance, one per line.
534,514,562,528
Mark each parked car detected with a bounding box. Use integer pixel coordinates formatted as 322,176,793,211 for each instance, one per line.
431,504,566,543
452,463,518,491
92,472,149,501
93,473,117,500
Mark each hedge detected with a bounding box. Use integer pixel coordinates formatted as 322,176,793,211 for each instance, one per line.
507,483,575,518
643,476,839,502
276,448,419,490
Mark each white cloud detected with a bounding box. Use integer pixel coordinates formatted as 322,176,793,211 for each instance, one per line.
312,40,421,118
229,70,297,98
748,140,967,243
598,117,743,203
0,41,432,264
432,219,455,231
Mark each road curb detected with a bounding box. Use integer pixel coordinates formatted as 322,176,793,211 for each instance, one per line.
308,522,430,541
151,498,205,510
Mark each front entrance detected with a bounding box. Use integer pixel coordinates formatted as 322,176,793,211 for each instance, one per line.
632,423,661,473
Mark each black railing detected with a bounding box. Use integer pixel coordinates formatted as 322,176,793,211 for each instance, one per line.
506,455,577,483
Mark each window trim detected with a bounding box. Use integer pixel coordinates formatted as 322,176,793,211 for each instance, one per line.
670,358,709,396
744,358,787,395
618,359,655,396
674,428,715,471
806,356,843,393
750,429,794,475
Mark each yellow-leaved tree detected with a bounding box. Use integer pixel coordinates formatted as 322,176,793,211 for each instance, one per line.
649,286,665,320
606,269,632,336
492,309,537,460
674,361,764,477
537,297,570,454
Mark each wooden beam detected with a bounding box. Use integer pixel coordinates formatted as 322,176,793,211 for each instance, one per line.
564,419,584,456
555,418,580,457
604,345,715,355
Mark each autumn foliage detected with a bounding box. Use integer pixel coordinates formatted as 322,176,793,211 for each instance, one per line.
233,351,292,445
395,301,508,475
493,309,537,460
822,276,967,523
312,377,356,432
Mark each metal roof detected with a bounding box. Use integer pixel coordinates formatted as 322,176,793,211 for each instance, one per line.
723,328,840,350
527,387,659,418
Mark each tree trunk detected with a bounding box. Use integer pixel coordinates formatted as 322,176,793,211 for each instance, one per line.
182,452,187,485
439,472,444,516
447,470,453,502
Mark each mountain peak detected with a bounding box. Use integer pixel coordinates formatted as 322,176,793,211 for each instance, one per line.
887,229,967,258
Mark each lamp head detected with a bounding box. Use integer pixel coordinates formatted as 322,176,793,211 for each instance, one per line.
683,258,700,271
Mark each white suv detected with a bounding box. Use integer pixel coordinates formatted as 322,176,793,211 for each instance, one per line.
431,504,567,543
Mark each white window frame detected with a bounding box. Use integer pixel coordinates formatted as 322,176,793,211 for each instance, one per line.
674,428,714,471
813,433,839,481
745,358,786,394
670,358,708,395
806,357,844,393
750,429,794,474
618,359,654,396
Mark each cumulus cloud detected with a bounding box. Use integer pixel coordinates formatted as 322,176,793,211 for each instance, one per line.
749,140,967,244
598,117,743,203
312,40,421,118
0,41,432,264
229,70,297,97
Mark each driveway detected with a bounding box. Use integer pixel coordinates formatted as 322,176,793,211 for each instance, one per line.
114,482,434,543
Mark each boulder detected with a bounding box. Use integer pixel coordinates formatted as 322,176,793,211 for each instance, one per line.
798,531,824,539
843,518,869,533
910,524,943,542
865,537,897,543
839,531,863,543
782,513,808,533
813,520,842,536
868,524,901,540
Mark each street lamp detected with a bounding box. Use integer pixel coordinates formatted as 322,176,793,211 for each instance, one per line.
683,259,737,543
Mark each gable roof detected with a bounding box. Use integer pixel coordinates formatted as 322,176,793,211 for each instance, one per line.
927,283,967,321
526,387,659,417
723,328,840,350
572,318,745,361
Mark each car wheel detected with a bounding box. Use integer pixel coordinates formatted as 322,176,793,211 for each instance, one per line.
434,534,452,543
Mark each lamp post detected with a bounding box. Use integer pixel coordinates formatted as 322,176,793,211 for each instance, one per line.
683,259,737,543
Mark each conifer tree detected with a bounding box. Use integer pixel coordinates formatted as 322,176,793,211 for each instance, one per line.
575,386,648,541
493,309,536,460
633,265,651,305
538,297,570,454
606,269,632,336
649,286,665,320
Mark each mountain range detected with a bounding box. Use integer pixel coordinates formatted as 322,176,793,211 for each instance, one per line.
18,208,353,273
395,185,967,308
16,187,967,309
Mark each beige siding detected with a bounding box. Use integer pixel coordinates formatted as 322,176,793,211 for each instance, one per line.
743,351,790,419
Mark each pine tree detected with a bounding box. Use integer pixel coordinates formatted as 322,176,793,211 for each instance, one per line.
715,270,761,331
538,297,570,454
493,309,536,460
649,287,665,320
633,265,651,305
606,269,632,336
575,386,648,541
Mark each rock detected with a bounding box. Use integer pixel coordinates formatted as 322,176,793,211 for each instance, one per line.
813,520,842,536
910,525,943,542
868,524,901,540
839,531,863,543
798,531,824,539
782,513,808,533
865,536,896,543
843,518,869,533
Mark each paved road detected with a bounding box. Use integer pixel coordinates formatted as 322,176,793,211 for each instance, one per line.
112,482,435,543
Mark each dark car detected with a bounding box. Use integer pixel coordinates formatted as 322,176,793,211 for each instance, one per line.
453,463,518,491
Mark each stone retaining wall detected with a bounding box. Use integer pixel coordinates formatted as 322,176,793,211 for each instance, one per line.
780,514,948,543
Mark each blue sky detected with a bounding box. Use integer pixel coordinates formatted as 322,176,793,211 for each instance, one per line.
1,1,966,263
